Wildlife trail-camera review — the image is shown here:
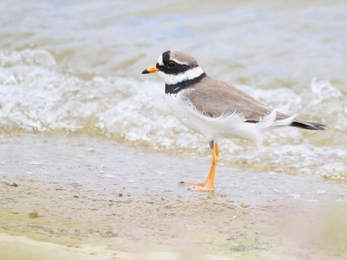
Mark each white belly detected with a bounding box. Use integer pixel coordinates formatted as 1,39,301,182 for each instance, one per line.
165,91,263,146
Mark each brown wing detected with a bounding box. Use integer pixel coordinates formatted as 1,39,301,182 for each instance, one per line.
183,75,325,130
183,75,272,120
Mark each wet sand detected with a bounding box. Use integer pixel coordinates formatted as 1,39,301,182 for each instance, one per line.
0,134,346,260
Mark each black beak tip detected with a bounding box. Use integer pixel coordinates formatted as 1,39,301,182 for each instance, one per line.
141,69,149,74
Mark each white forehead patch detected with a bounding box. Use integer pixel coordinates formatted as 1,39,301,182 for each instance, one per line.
157,54,164,66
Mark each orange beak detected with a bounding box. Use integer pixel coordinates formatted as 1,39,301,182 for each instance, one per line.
142,64,159,74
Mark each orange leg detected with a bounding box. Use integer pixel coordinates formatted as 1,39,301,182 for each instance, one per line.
181,142,219,191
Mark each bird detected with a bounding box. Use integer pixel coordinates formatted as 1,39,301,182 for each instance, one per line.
141,50,325,191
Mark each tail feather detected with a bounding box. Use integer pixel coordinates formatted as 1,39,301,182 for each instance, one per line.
290,121,326,130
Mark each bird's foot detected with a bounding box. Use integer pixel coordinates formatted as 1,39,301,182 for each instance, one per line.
179,180,206,186
179,181,216,191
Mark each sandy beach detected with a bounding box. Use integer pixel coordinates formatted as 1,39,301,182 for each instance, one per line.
0,134,346,260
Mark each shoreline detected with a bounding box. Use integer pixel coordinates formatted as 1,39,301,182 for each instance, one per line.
0,133,346,259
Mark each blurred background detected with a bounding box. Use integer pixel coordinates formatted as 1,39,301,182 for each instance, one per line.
0,0,346,179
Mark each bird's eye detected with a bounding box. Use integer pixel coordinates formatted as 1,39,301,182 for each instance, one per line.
165,60,177,69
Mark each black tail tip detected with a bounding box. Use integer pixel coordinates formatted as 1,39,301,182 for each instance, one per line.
307,121,326,130
291,121,326,130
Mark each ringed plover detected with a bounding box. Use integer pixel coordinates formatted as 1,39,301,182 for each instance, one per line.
142,50,325,191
